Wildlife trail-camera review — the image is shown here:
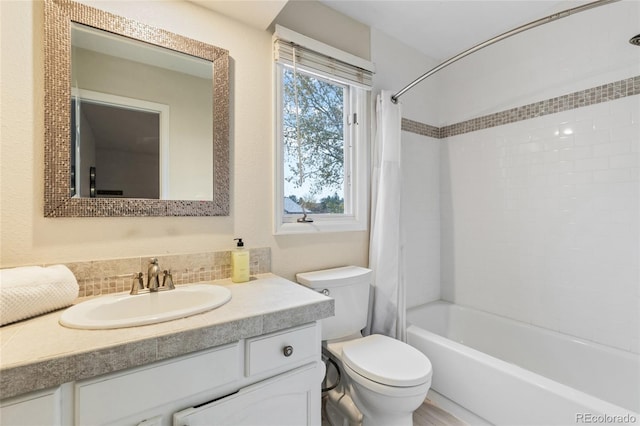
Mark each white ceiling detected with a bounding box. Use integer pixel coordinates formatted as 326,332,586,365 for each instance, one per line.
318,0,593,61
190,0,619,62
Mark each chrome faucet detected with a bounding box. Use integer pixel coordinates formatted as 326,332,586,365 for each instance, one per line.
130,259,176,295
129,257,176,295
147,258,161,291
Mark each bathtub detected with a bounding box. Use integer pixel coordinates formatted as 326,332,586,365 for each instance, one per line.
407,301,639,425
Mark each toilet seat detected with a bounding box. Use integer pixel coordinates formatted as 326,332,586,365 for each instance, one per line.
342,360,431,399
341,334,432,387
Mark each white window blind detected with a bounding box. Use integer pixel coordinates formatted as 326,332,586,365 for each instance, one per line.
273,27,373,89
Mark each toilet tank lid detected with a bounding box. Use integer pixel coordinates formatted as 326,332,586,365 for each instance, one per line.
296,266,372,288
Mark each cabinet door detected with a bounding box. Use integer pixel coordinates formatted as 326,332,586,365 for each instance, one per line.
173,362,321,426
76,344,240,426
0,388,61,426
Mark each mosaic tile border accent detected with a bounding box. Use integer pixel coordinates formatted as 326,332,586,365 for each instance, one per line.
401,118,441,139
44,248,271,297
401,75,640,139
43,0,229,217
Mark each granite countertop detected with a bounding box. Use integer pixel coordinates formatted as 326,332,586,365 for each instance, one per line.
0,273,334,400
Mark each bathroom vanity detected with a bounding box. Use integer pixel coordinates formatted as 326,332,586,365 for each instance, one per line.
0,274,333,425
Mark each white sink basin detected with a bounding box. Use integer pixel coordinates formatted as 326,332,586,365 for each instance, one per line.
59,284,231,329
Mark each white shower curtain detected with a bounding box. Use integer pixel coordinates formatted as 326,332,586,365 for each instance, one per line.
368,90,405,341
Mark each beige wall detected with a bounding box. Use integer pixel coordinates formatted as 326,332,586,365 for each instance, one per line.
0,0,368,280
272,0,370,61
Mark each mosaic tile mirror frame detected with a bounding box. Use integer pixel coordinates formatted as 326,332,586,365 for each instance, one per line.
43,0,230,217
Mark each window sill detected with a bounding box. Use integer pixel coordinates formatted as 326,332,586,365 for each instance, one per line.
274,217,367,235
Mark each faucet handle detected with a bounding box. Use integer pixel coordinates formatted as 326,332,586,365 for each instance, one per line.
162,269,175,290
130,272,144,295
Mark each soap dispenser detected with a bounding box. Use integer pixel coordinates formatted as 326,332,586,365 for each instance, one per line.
231,238,250,283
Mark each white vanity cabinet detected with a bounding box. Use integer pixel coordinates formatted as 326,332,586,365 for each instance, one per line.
73,322,322,426
0,387,63,426
174,363,320,425
75,343,242,426
175,323,322,426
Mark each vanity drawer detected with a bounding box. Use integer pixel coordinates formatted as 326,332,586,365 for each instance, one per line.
245,323,319,377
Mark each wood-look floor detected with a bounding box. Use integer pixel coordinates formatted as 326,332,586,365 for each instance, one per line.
413,398,468,426
322,396,467,426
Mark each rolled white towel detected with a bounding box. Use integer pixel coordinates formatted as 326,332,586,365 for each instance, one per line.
0,265,79,326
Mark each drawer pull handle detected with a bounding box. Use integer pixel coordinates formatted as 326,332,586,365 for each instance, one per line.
283,345,294,357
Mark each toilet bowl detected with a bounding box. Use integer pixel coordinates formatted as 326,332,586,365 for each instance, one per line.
340,334,432,426
297,266,433,426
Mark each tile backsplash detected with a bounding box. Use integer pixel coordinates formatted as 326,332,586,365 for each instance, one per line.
49,248,271,297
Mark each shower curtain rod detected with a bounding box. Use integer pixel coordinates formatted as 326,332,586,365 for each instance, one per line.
391,0,620,104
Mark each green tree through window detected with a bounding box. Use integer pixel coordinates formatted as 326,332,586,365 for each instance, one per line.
282,68,345,214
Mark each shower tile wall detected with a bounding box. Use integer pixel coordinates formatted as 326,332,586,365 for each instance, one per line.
440,95,639,353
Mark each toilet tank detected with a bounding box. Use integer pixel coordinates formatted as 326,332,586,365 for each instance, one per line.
296,266,372,341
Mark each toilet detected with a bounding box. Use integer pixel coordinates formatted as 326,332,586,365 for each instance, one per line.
297,266,432,426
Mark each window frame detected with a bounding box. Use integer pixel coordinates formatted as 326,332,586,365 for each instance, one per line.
273,63,369,235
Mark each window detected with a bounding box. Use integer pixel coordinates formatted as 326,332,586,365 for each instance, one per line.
273,27,373,234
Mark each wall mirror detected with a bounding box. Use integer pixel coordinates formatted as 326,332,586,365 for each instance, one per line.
44,0,229,217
